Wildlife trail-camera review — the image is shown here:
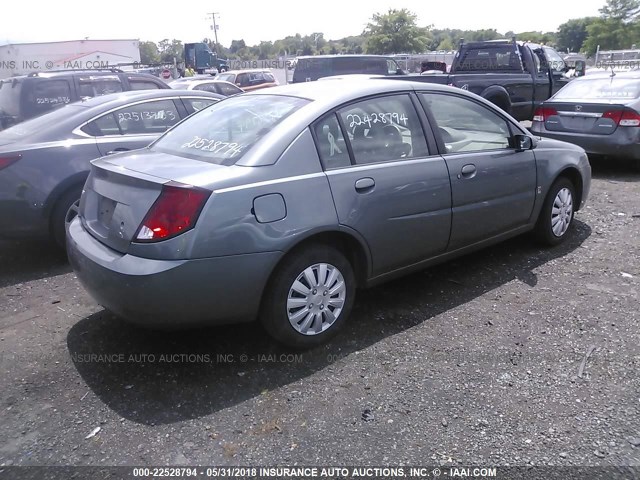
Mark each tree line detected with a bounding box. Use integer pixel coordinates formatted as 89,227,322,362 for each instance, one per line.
140,0,640,64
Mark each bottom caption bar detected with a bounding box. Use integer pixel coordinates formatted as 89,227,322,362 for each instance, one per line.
1,466,638,480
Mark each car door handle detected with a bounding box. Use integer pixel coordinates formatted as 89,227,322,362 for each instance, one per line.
106,148,130,156
458,164,477,179
355,177,375,193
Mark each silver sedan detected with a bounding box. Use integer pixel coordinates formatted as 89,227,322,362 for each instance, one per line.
67,80,591,348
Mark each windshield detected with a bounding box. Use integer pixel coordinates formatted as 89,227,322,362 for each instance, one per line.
0,103,86,141
554,77,640,100
151,94,310,164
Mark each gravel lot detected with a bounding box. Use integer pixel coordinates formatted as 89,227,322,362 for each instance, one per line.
0,159,639,468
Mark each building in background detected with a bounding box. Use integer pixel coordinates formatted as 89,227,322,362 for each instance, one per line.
0,39,141,79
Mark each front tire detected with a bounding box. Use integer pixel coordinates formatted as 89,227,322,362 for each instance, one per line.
535,177,576,246
260,244,356,349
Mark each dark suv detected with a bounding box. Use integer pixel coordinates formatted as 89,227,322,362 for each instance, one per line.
291,55,404,83
0,70,170,130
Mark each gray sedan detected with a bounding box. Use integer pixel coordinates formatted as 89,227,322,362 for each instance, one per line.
0,90,222,246
67,80,591,348
531,71,640,167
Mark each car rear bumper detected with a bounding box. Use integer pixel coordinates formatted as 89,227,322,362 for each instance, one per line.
531,123,640,159
67,217,282,329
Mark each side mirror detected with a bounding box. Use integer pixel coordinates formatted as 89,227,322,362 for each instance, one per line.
574,60,586,77
513,134,535,152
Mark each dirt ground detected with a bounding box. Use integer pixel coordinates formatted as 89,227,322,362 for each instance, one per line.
0,159,638,468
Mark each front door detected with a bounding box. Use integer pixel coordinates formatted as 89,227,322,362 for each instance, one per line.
420,92,537,251
315,94,452,277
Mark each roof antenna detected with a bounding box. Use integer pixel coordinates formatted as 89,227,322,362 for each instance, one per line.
609,63,616,77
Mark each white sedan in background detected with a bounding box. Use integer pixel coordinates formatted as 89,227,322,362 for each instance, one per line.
169,79,243,96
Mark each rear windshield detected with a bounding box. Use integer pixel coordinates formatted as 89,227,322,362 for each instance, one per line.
151,94,309,164
0,103,86,140
455,46,522,72
293,57,394,81
554,77,640,100
216,73,235,83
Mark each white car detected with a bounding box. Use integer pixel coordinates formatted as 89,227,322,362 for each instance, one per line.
168,79,243,96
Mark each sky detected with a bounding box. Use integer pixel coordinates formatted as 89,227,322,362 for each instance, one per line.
3,0,606,47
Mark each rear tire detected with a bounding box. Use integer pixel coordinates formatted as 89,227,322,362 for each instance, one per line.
51,187,82,249
534,177,576,246
260,244,356,349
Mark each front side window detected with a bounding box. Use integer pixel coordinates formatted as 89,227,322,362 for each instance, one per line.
337,94,428,165
151,94,309,164
422,93,511,153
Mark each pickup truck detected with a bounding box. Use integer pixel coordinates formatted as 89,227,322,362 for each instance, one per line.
390,39,572,121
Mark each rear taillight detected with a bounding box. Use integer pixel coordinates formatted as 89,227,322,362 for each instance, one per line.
603,109,640,127
135,182,211,242
0,154,22,170
532,107,558,122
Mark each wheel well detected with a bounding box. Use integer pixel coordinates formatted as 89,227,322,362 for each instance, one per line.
47,182,84,233
486,94,510,112
556,168,584,210
275,232,369,288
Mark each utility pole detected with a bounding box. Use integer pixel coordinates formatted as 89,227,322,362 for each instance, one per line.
207,12,220,55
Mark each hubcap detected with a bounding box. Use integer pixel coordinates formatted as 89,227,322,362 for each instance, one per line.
551,187,573,237
286,263,346,335
65,199,80,227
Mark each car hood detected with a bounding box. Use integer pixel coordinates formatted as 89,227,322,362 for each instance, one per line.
533,136,586,153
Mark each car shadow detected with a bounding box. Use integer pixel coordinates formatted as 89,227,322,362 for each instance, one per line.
589,156,640,182
67,220,591,425
0,239,71,289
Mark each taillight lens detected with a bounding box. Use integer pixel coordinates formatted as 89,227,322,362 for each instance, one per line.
135,182,210,242
532,107,558,122
0,154,22,170
603,109,640,127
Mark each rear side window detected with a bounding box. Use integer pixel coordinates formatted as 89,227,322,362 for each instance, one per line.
313,114,351,169
293,58,332,81
77,76,123,98
422,93,511,153
337,94,429,165
182,97,218,114
152,94,309,164
24,80,72,117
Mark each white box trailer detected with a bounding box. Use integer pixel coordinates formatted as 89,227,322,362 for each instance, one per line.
0,39,141,79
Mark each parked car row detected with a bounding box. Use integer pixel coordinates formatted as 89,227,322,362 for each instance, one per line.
9,55,640,348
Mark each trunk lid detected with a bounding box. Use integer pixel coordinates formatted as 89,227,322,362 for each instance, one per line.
80,150,227,253
542,102,625,135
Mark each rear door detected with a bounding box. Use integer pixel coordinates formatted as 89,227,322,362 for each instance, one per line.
316,93,452,277
420,92,536,250
81,98,183,156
